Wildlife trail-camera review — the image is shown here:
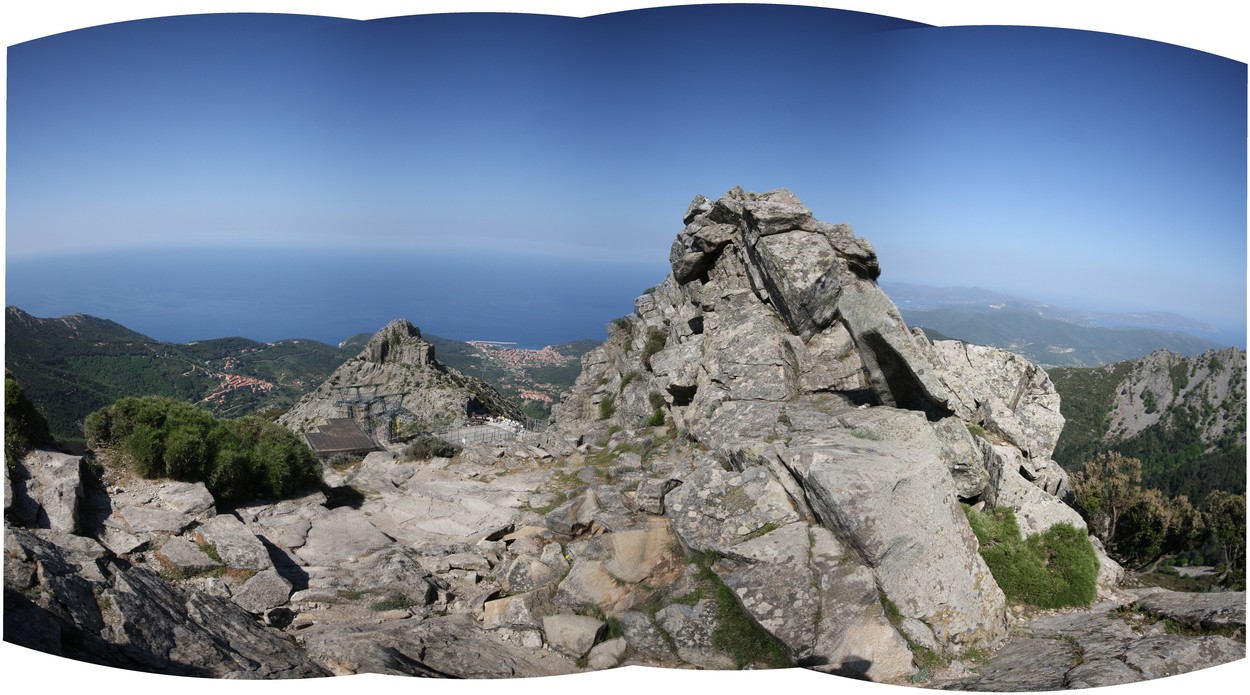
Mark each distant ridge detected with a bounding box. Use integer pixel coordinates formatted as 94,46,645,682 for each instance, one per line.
883,282,1219,334
884,284,1229,367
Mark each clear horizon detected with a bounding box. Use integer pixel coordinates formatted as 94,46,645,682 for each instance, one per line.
4,4,1247,343
6,244,1245,350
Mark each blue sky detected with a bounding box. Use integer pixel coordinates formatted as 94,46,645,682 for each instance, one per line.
4,2,1247,336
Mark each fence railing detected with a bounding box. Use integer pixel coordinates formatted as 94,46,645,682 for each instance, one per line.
435,424,519,447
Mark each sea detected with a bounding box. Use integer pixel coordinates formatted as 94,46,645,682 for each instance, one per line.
4,245,670,349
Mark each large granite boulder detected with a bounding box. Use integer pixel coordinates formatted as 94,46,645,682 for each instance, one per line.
929,339,1065,460
6,450,85,533
777,407,1008,651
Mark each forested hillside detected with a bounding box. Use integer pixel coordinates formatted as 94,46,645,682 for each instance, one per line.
1051,348,1246,500
4,307,351,440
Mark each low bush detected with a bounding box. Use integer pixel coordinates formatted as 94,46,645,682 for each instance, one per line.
598,394,616,420
85,396,320,504
964,505,1099,609
369,593,415,611
403,435,459,461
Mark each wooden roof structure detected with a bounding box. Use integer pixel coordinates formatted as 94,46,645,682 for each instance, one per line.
304,418,379,458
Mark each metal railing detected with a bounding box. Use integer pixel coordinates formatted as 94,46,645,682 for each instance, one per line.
433,416,548,447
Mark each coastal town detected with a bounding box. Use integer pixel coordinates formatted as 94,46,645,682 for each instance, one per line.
200,372,276,405
464,340,585,410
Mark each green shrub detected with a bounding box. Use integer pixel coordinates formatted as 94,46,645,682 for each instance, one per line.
598,394,616,420
964,505,1021,547
369,593,414,611
964,505,1098,608
86,396,320,504
404,435,459,461
645,409,666,427
620,371,640,390
647,391,666,411
641,328,668,371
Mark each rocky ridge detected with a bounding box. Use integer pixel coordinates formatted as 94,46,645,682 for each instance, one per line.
5,188,1243,687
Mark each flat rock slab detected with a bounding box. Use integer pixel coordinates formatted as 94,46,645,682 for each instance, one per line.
231,568,293,614
939,596,1248,691
1133,589,1246,631
119,506,194,535
295,507,394,566
941,636,1076,691
301,614,577,677
483,592,539,629
655,599,735,669
363,478,523,545
30,529,109,566
542,613,604,658
155,536,220,575
552,559,633,613
601,520,678,584
1122,635,1245,680
193,514,272,570
157,482,216,519
617,611,675,660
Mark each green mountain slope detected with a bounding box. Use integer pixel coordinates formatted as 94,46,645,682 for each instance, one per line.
1051,348,1247,500
4,307,352,439
422,335,599,420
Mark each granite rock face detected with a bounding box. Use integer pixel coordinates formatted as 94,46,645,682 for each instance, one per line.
6,450,85,533
551,187,1117,665
279,318,523,440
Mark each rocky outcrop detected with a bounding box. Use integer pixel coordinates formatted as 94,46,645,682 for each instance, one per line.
279,319,523,441
4,526,326,678
552,187,1118,669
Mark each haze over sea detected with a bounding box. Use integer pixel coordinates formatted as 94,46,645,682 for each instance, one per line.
5,246,667,349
